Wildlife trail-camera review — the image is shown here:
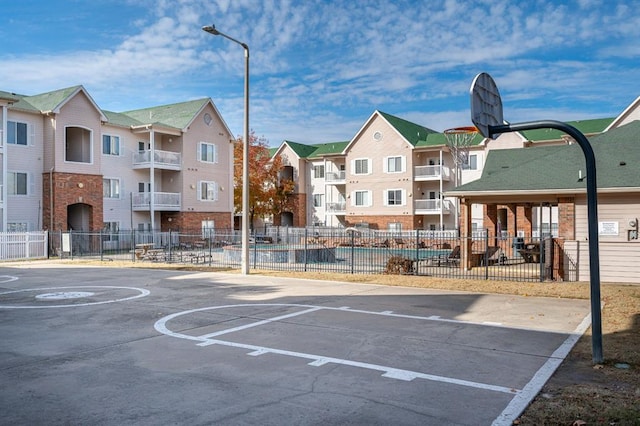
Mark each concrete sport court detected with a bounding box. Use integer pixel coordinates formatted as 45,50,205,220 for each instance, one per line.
0,263,591,425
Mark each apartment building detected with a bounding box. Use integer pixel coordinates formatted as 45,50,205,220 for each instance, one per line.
274,110,487,231
0,85,234,233
271,101,640,239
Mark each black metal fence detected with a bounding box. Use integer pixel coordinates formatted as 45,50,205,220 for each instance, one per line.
48,227,577,282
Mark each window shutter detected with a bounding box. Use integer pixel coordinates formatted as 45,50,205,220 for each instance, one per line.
383,157,388,173
197,143,202,162
213,181,219,200
401,156,406,173
29,124,35,146
197,181,202,200
214,144,218,163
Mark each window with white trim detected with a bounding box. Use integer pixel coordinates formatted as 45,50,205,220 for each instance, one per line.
313,165,325,179
8,172,28,195
103,221,120,241
385,189,403,206
202,220,215,238
198,142,218,163
102,134,120,155
103,178,121,199
384,155,404,173
313,194,323,207
462,153,478,170
353,190,371,207
198,181,218,201
7,121,29,146
352,158,370,175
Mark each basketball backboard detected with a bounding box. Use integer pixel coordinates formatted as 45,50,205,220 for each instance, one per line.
470,72,504,139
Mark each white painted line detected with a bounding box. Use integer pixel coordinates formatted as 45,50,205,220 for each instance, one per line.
491,312,593,426
154,303,520,395
0,286,150,309
0,275,19,284
381,310,394,314
198,306,322,340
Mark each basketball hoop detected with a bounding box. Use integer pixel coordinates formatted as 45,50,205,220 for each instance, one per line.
443,126,479,168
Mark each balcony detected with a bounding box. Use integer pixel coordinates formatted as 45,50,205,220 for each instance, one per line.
414,165,450,181
326,202,346,215
414,199,454,215
132,192,181,211
325,170,346,184
133,150,181,170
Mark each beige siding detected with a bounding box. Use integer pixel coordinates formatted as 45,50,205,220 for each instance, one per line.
571,193,640,283
566,240,640,284
5,109,44,230
180,105,233,213
55,92,103,174
346,116,413,221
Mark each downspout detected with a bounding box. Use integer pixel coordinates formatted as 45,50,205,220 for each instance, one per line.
1,105,7,231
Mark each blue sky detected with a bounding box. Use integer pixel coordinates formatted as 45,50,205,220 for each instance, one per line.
2,0,639,146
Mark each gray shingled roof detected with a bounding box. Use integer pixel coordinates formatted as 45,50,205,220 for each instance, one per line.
451,120,640,193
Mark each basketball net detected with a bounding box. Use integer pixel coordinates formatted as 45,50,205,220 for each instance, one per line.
443,126,478,169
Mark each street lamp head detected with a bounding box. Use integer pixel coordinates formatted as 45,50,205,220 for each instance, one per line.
202,25,220,35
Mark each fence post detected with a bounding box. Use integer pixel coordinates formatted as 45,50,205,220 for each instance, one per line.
484,229,489,280
304,228,308,272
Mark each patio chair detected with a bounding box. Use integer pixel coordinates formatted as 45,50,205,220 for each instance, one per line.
436,245,460,266
484,246,507,266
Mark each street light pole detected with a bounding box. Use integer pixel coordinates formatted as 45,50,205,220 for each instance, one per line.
202,24,250,275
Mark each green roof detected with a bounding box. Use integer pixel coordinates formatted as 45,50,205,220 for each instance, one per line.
122,98,209,129
416,130,484,148
452,120,640,193
520,117,614,142
21,86,83,112
378,111,437,145
102,110,145,128
277,140,349,159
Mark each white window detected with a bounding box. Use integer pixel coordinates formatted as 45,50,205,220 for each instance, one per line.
353,190,371,207
198,142,218,163
352,158,370,175
102,135,120,155
202,220,215,238
137,223,151,231
8,172,28,195
388,222,402,232
138,141,149,152
462,154,478,170
103,178,121,199
313,194,324,207
385,189,403,206
7,121,29,146
313,165,325,179
384,156,405,173
198,181,218,201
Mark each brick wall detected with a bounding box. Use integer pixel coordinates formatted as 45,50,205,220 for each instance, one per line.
161,211,232,232
557,197,575,239
43,172,103,231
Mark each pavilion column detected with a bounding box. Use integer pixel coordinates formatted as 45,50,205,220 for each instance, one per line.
517,204,533,237
557,197,575,239
484,204,498,240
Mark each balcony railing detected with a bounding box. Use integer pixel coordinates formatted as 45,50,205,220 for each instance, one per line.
133,149,181,170
414,199,453,214
132,192,181,211
414,165,450,181
326,202,346,214
325,170,346,183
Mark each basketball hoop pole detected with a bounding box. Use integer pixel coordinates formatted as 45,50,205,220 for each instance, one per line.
489,120,603,364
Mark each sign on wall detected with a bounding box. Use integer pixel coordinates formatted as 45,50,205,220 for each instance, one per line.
598,221,619,236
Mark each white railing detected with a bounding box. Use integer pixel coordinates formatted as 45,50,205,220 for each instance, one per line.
133,149,181,169
325,171,346,183
414,165,451,180
414,199,454,213
132,192,181,211
326,202,346,213
0,231,48,260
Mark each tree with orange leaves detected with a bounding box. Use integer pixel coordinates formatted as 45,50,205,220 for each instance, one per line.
233,131,296,230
